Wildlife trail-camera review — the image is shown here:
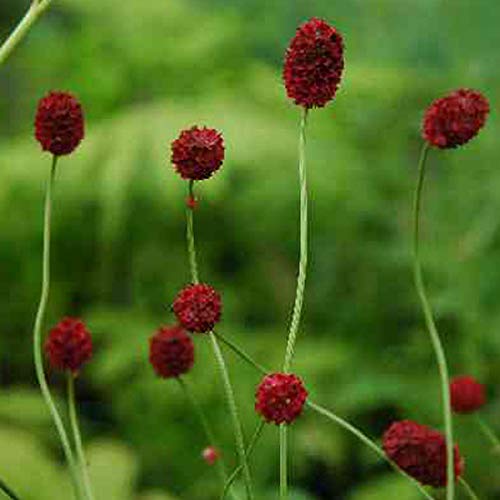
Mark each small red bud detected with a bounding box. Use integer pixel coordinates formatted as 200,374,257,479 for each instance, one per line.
202,446,220,465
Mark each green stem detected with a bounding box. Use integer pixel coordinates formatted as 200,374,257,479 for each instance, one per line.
413,142,454,500
476,415,500,452
0,0,52,67
214,332,268,376
279,424,287,500
221,421,265,500
177,378,230,495
67,374,94,500
307,401,435,499
459,478,479,500
0,479,20,500
183,185,253,499
33,156,82,498
283,107,309,373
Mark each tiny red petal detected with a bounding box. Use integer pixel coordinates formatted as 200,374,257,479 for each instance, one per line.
171,126,225,180
255,373,308,425
450,375,486,414
382,420,463,487
149,325,194,378
202,446,220,465
173,284,222,333
283,18,345,108
34,91,85,156
422,88,489,149
44,317,93,374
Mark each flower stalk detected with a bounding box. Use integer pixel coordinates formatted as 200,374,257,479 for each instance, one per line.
0,479,20,500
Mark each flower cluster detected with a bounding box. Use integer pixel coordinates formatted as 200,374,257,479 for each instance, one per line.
450,375,486,414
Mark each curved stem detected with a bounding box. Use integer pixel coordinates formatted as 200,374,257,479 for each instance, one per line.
0,479,20,500
413,142,454,500
183,186,253,499
307,401,435,500
0,0,52,67
476,415,500,453
67,374,94,500
177,378,230,495
459,478,479,500
33,156,82,498
221,421,265,500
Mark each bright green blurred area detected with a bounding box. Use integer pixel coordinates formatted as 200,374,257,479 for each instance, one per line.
1,0,499,498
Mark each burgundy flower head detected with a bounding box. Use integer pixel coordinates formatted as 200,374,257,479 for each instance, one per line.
149,325,194,378
202,446,220,465
255,373,308,425
422,88,489,149
450,375,486,414
382,420,463,487
283,18,344,108
35,91,85,156
171,126,225,180
44,317,93,374
173,283,222,333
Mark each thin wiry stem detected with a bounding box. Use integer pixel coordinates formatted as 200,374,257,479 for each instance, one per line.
0,479,20,500
476,415,500,452
307,401,435,499
459,478,479,500
67,374,94,500
32,156,83,498
184,183,253,499
279,424,287,500
412,142,454,500
0,0,52,66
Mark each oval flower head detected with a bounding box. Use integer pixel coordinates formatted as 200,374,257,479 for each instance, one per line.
283,18,345,108
35,91,85,156
450,375,486,414
422,88,489,149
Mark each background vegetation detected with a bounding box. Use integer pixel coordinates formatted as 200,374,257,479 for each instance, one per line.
0,0,499,498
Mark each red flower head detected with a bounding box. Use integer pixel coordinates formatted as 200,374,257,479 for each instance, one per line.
35,91,85,156
422,88,489,149
283,18,344,109
202,446,220,465
171,126,225,180
382,420,463,487
44,317,93,374
149,325,194,378
173,283,222,333
255,373,308,425
450,375,486,414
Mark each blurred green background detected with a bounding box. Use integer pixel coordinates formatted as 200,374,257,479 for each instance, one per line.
0,0,499,498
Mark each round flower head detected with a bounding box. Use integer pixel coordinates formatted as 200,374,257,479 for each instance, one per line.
171,126,225,180
149,325,194,378
450,375,486,414
202,446,220,465
255,373,308,425
173,283,222,333
422,88,489,149
382,420,463,487
44,317,93,374
283,18,344,108
35,91,85,156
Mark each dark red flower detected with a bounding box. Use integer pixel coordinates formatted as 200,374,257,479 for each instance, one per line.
422,88,489,149
202,446,220,465
173,283,222,333
35,91,85,156
283,18,344,108
450,375,486,414
171,126,225,180
382,420,463,487
255,373,308,425
149,325,194,378
44,317,93,374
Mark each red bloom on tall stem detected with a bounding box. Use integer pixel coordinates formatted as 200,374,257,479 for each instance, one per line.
422,88,489,149
450,375,486,414
173,283,222,333
149,325,194,378
255,373,308,425
44,317,93,374
382,420,463,487
283,18,344,109
171,126,225,180
35,91,85,156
